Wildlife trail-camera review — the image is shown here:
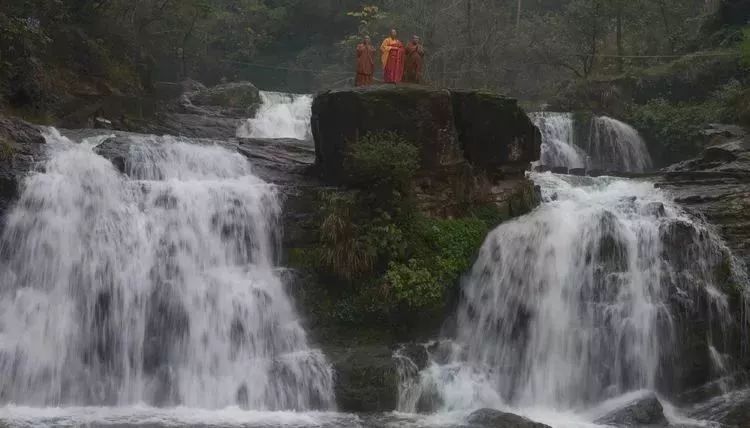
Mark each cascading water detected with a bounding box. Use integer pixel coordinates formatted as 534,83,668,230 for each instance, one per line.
237,91,312,140
530,113,653,173
0,130,334,412
529,112,588,169
399,172,742,426
586,116,652,173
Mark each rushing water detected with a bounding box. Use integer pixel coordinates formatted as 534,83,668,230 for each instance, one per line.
530,112,588,169
237,91,313,140
531,113,652,173
397,172,742,426
587,117,652,173
0,130,334,411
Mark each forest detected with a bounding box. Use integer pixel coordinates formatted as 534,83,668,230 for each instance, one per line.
1,1,747,95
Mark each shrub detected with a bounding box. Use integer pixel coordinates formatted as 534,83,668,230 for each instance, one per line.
344,131,419,193
741,27,750,70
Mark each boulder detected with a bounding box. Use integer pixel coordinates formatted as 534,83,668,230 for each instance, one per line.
189,81,261,117
466,408,551,428
312,85,462,183
311,85,540,183
593,394,668,427
0,115,46,222
325,345,401,412
450,90,541,173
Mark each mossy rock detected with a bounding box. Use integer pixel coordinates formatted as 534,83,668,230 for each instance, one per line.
190,81,261,115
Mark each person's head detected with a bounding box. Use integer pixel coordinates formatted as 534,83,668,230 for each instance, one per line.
412,35,420,44
363,35,371,44
390,29,398,38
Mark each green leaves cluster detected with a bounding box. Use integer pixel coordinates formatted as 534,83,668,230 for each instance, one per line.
626,80,747,165
302,132,499,326
741,27,750,70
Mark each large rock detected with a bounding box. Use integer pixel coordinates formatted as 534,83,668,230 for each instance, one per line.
451,90,541,174
312,85,540,183
654,136,750,399
466,408,551,428
0,115,46,222
312,85,462,182
594,394,668,427
311,85,541,218
189,81,261,117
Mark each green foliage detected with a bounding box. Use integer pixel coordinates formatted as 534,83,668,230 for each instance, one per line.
345,132,419,192
303,131,502,327
626,80,747,165
317,192,376,281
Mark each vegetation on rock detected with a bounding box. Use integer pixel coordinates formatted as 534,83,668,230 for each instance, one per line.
293,132,513,333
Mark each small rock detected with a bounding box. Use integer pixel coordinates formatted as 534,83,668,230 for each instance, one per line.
551,166,568,175
643,202,666,217
594,394,668,427
467,408,551,428
569,167,586,176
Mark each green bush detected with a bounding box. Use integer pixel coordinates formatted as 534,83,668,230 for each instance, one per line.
304,131,503,327
627,80,749,166
344,131,419,192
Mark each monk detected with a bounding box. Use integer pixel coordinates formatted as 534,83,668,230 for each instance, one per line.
355,36,376,87
380,29,405,84
404,35,425,84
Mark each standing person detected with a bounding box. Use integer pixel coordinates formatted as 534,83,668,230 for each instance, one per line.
355,35,376,87
380,29,405,84
404,35,425,84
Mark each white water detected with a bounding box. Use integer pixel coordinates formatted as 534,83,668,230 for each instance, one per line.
398,172,738,426
530,112,588,169
237,91,313,140
0,130,334,410
531,113,652,173
587,116,652,173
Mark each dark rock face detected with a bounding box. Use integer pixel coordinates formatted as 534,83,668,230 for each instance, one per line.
311,85,541,218
312,85,540,182
654,136,750,400
0,115,46,222
466,408,551,428
189,81,261,117
450,90,541,173
657,138,750,267
312,85,462,182
325,345,400,412
593,394,668,427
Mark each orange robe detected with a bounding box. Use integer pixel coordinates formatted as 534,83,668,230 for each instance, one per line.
355,43,375,87
380,37,405,83
404,42,425,84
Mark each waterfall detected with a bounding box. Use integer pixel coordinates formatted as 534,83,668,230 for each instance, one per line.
530,113,653,173
400,172,741,424
530,112,588,169
237,91,312,140
0,130,334,410
587,116,652,173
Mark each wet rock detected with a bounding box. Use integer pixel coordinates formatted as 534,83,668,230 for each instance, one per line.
551,166,568,174
325,345,400,412
569,167,586,176
397,343,430,371
0,115,46,222
593,394,668,427
643,202,666,217
467,408,551,428
534,164,550,172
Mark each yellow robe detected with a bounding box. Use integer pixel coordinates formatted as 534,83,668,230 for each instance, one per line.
380,37,397,70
